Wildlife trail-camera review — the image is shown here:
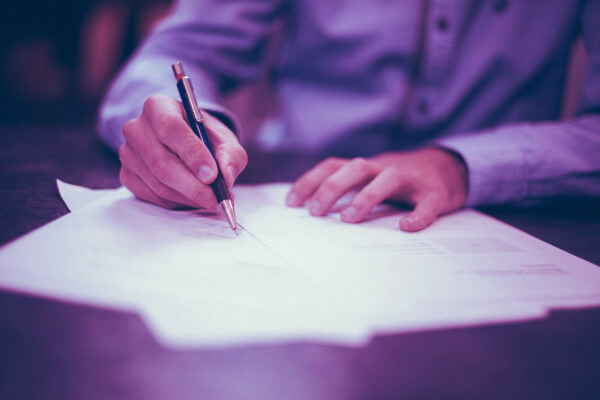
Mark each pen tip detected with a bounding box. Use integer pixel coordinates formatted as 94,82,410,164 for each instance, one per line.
220,200,237,233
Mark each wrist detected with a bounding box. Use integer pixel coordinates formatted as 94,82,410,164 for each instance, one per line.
431,146,469,206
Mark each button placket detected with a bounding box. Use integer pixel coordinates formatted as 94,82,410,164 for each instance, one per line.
422,0,462,85
417,98,429,115
436,16,449,32
492,0,509,14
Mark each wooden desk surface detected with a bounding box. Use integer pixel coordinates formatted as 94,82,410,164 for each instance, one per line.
1,123,599,400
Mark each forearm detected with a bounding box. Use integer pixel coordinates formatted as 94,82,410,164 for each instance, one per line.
437,115,600,206
97,0,285,151
97,54,236,152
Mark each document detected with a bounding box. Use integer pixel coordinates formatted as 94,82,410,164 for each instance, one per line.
233,184,600,332
0,181,599,348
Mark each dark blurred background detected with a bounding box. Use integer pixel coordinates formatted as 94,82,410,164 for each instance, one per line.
0,0,172,123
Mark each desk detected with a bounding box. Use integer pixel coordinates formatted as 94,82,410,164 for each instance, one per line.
1,123,599,400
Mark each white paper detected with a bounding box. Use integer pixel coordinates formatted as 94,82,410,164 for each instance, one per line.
2,183,367,347
57,180,114,211
0,181,599,349
233,185,600,332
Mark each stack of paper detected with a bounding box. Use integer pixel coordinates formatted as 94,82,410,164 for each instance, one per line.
0,181,598,348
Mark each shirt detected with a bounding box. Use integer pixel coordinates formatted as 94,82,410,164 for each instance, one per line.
98,0,600,206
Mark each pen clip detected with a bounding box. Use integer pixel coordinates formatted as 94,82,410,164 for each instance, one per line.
181,77,204,124
172,62,204,124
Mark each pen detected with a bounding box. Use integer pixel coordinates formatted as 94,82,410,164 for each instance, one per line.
172,61,237,231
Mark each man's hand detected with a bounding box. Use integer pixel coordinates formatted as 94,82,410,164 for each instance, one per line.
286,148,469,232
118,94,247,209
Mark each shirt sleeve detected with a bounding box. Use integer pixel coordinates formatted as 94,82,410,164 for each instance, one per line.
97,0,286,151
436,0,600,207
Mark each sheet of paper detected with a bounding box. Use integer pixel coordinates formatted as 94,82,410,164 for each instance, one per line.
232,184,600,333
1,184,368,347
56,182,600,331
1,182,599,349
54,181,548,345
57,180,115,211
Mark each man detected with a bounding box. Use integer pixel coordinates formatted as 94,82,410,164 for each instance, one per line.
98,0,600,232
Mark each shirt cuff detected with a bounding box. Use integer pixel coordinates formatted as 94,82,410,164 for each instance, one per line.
435,128,529,207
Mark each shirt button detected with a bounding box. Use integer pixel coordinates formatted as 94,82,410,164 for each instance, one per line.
436,17,449,32
492,0,509,13
416,99,429,114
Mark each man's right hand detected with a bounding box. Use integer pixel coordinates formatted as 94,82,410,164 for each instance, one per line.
118,94,247,210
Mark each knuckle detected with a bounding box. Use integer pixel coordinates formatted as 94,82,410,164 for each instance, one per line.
350,157,369,170
179,145,202,165
292,178,316,197
215,147,231,166
143,94,166,114
149,156,172,181
222,145,248,174
122,118,140,142
117,145,127,165
290,180,311,197
320,180,342,196
323,157,343,169
430,189,448,204
236,147,249,169
383,167,404,183
358,189,379,206
154,117,182,142
407,169,424,183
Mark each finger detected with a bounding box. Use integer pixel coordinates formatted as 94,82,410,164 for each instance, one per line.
213,141,248,189
143,95,219,184
119,143,199,208
187,112,247,188
340,167,408,223
399,194,444,232
286,157,345,207
120,167,180,209
123,116,218,210
307,157,378,216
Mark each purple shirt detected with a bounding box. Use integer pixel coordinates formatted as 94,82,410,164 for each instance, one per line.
98,0,600,206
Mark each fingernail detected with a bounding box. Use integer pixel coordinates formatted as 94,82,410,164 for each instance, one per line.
198,165,215,184
342,206,358,220
400,216,416,231
286,192,300,206
308,200,321,214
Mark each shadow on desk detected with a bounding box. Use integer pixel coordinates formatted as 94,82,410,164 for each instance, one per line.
0,289,599,400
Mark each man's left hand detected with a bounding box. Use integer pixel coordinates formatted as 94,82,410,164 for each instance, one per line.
286,147,469,232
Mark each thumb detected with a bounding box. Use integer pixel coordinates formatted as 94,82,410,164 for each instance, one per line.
399,194,443,232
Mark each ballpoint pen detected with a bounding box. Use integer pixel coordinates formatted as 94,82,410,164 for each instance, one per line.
172,61,237,232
